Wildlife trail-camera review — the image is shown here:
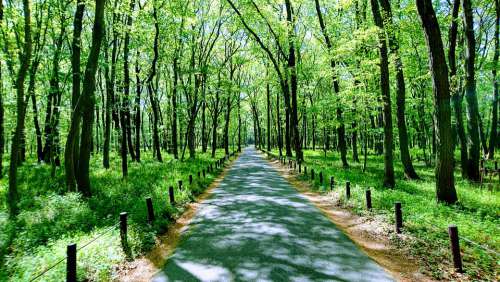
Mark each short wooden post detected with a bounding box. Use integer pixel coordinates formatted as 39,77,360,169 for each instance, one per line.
448,225,463,273
330,177,334,190
495,160,498,171
293,161,296,170
299,163,302,173
311,169,315,180
120,212,131,257
197,171,201,178
319,172,323,185
178,180,183,191
304,166,307,176
189,174,193,185
146,197,155,223
345,181,351,200
203,169,206,178
395,202,402,233
66,243,77,282
169,186,175,205
365,190,372,210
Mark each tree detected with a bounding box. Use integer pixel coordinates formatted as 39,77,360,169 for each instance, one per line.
371,0,395,188
65,0,106,195
416,0,458,204
488,0,499,159
7,0,32,216
378,0,419,179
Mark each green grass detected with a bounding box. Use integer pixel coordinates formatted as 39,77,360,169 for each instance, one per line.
0,149,231,281
270,148,499,280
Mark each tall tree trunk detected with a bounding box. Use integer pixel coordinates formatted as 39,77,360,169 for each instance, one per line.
73,0,105,196
134,50,141,161
171,56,179,159
284,0,303,162
8,0,31,216
0,0,3,178
65,0,85,188
266,81,271,151
448,0,468,177
314,0,348,167
371,0,395,188
488,0,499,159
120,0,136,177
148,3,162,162
462,0,480,181
379,0,419,179
416,0,457,204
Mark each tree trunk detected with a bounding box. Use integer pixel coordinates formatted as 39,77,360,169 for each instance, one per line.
73,0,105,196
462,0,481,181
314,0,348,167
65,0,85,188
134,50,141,161
371,0,395,188
266,81,271,151
8,0,31,216
416,0,457,204
171,56,179,159
448,0,468,177
488,0,499,159
148,4,162,162
379,0,419,179
284,0,302,162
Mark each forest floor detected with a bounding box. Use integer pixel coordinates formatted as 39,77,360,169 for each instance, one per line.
121,147,394,281
269,148,499,281
0,150,229,281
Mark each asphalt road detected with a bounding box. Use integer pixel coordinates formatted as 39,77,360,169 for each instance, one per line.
152,147,393,282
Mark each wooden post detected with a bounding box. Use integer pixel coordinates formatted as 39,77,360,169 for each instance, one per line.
304,166,307,176
395,202,402,233
330,176,334,190
120,212,131,257
299,163,301,173
189,174,193,185
448,225,463,273
203,169,206,178
319,172,323,185
197,171,201,178
293,161,296,170
146,197,155,223
346,181,351,199
365,190,372,210
311,169,315,180
169,186,175,205
178,180,183,191
66,243,77,282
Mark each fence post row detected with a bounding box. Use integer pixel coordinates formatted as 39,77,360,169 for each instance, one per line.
66,243,77,282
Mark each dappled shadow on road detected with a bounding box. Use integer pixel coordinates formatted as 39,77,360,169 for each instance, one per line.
153,148,393,282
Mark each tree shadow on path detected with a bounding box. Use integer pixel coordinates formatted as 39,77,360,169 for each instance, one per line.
153,148,394,282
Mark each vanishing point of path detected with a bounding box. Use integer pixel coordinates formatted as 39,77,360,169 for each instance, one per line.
153,147,393,282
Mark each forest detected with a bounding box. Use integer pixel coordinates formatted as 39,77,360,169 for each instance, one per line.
0,0,498,280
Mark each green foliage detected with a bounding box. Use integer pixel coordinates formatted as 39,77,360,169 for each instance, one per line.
0,149,228,281
280,149,499,280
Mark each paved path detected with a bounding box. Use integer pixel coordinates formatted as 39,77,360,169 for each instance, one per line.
153,147,393,282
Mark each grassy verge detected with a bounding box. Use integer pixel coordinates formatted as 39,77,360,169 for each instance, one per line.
0,149,233,281
266,148,498,281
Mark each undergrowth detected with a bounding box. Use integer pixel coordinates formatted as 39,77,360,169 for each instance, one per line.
0,149,230,281
270,148,499,281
